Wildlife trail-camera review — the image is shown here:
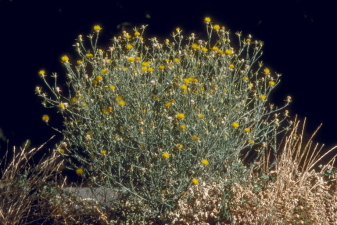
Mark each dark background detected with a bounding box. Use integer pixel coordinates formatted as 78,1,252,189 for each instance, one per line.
1,0,336,186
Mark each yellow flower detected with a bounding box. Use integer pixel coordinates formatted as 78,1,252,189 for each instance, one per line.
95,75,102,81
87,53,94,58
142,61,150,67
180,124,186,129
191,178,198,185
102,68,108,74
93,25,102,31
183,78,191,84
192,43,199,49
244,128,250,133
212,46,219,51
110,86,116,90
39,70,45,77
181,84,187,90
248,83,253,88
192,135,199,141
176,27,180,32
60,149,65,153
225,49,232,55
61,55,69,62
165,102,172,107
118,100,125,106
213,24,220,30
72,97,77,103
176,143,183,149
264,68,270,74
136,57,141,61
177,113,185,120
116,95,123,101
59,102,65,109
126,44,133,50
204,17,211,23
159,65,165,70
174,58,180,63
148,67,153,72
269,81,275,86
108,106,112,111
202,47,208,52
199,114,203,119
76,168,84,175
139,128,144,133
134,31,140,36
142,67,147,72
218,50,223,54
77,60,82,65
126,34,131,39
128,57,135,62
102,150,107,155
42,115,49,122
260,95,266,100
92,80,97,85
163,152,170,158
202,159,209,165
229,64,234,69
232,122,239,128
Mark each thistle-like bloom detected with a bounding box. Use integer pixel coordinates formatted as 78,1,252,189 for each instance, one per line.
202,159,209,165
204,17,211,23
42,115,49,122
163,152,170,158
180,124,186,129
177,113,185,120
61,55,69,62
244,128,250,133
192,178,198,185
213,24,220,30
76,168,84,175
181,84,187,90
94,25,102,31
126,44,133,50
118,100,125,106
102,68,108,74
232,122,239,128
39,70,45,77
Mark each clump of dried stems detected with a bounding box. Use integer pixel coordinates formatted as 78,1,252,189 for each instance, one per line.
1,115,337,224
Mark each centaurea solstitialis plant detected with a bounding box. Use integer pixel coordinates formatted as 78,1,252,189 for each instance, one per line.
36,17,293,221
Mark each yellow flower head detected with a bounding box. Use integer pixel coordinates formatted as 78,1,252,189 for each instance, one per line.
61,55,69,62
134,31,140,36
39,70,45,77
102,68,108,74
126,44,133,50
76,168,84,175
110,86,116,90
42,115,49,122
101,150,107,155
229,64,234,69
165,102,172,107
260,95,266,100
128,57,135,62
180,124,186,129
199,114,204,119
94,25,102,31
192,178,198,185
174,58,180,63
264,68,270,74
95,75,102,81
225,49,232,55
159,65,165,70
192,43,199,49
177,113,185,120
148,67,153,72
118,100,125,106
202,159,209,165
192,135,199,141
212,46,219,51
181,84,188,90
244,128,250,133
163,152,170,158
269,81,275,86
176,143,183,149
87,53,94,58
202,47,208,52
232,122,239,128
204,17,211,23
213,24,220,30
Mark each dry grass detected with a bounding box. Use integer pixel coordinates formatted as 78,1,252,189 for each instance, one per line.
1,116,337,224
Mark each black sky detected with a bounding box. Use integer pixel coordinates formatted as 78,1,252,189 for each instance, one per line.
1,0,337,184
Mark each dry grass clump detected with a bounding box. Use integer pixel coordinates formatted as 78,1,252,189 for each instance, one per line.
0,135,113,225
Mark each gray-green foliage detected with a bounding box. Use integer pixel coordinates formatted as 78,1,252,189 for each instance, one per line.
36,20,293,221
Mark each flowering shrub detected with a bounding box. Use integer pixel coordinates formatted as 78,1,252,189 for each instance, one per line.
36,17,293,222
